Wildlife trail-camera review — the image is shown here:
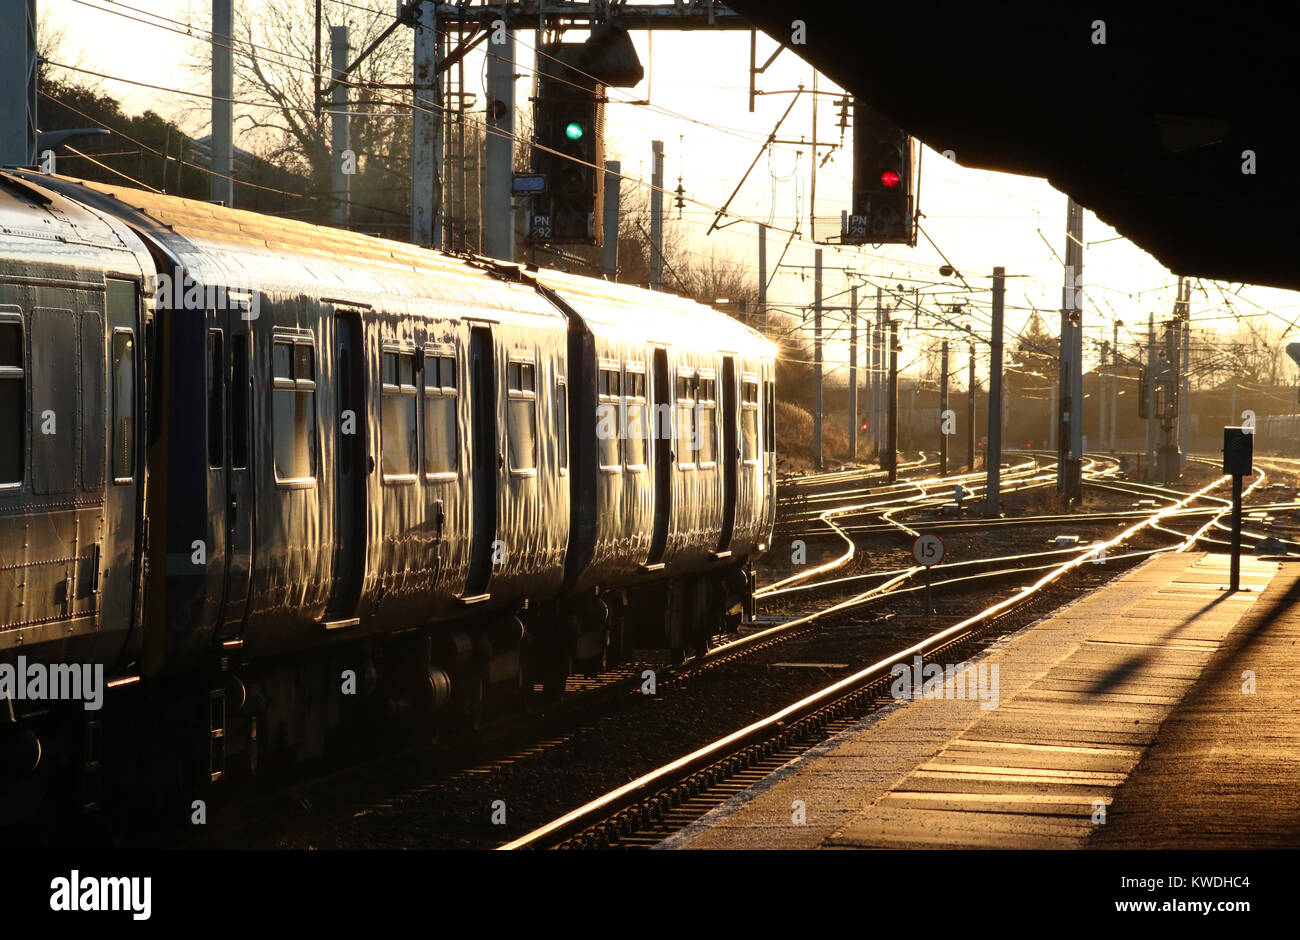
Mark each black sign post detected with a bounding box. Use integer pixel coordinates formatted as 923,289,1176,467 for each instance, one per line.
1222,427,1253,592
912,534,945,615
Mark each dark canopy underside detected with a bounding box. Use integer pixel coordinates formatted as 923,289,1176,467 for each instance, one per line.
726,3,1300,290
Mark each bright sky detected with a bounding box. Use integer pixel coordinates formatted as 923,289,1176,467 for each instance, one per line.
42,0,1300,389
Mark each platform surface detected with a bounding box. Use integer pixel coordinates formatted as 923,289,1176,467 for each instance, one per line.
661,552,1295,849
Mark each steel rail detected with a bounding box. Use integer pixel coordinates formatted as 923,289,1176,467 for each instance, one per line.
762,459,1044,595
498,473,1229,851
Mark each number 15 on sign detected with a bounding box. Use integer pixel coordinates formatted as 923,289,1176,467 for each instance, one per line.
912,534,946,567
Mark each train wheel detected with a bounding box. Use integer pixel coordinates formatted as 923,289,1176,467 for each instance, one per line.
422,670,451,747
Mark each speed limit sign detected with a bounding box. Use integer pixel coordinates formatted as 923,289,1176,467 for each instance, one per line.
912,533,946,567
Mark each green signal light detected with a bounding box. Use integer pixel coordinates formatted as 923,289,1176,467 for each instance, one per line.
564,122,585,141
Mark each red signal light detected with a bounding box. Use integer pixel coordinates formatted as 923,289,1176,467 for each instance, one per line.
880,169,901,188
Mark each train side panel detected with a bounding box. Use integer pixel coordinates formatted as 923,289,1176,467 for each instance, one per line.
0,176,150,671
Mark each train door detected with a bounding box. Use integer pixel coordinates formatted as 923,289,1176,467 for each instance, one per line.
324,309,366,625
716,356,738,554
214,300,253,640
463,325,497,599
764,372,777,530
645,347,671,568
101,279,142,635
503,348,540,570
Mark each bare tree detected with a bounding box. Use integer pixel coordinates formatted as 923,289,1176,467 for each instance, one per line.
37,3,90,83
767,310,816,411
614,178,688,289
678,249,759,311
184,0,412,217
1224,318,1293,386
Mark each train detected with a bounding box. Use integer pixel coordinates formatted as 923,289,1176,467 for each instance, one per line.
1256,414,1300,456
0,169,777,830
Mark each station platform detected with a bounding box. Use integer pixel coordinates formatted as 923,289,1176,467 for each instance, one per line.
661,551,1300,850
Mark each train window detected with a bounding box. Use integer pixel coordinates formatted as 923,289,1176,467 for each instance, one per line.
556,377,568,473
742,379,759,462
600,368,621,398
294,343,314,382
597,366,621,470
79,313,104,491
0,313,23,487
625,365,647,469
111,329,135,484
697,376,717,465
30,309,78,494
764,379,775,452
508,399,536,471
507,357,537,472
230,335,248,469
273,342,292,381
676,370,696,468
381,348,418,481
0,319,19,368
207,330,224,468
507,361,536,393
273,335,317,483
423,351,457,477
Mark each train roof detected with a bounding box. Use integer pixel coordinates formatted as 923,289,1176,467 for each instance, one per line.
0,173,153,279
12,172,562,327
6,171,776,359
525,265,775,359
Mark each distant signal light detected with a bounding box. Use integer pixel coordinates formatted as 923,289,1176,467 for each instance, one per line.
880,169,901,188
564,122,585,141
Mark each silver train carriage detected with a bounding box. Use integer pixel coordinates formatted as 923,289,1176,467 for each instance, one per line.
1255,413,1300,456
0,170,776,825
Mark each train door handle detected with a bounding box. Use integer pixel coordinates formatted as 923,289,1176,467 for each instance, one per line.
499,450,505,470
228,493,238,537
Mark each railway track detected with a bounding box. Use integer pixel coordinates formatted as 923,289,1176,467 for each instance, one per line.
180,452,1297,849
761,454,1117,600
777,458,1040,529
498,466,1294,850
